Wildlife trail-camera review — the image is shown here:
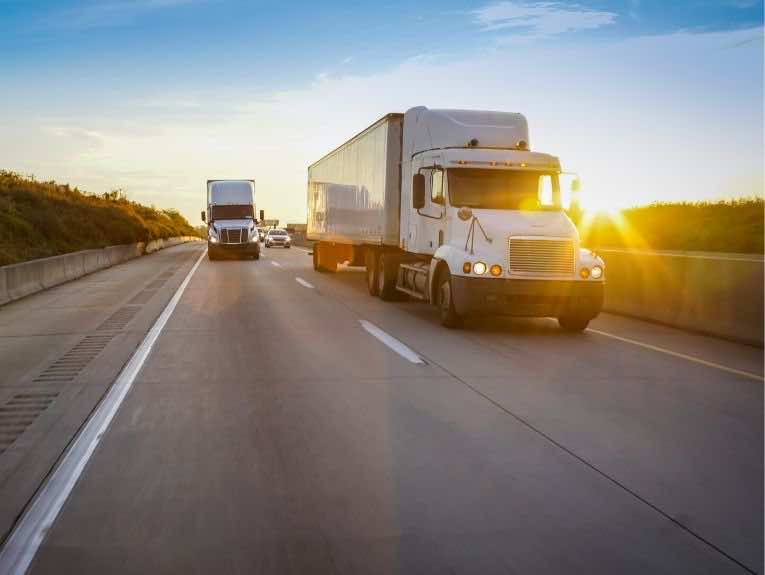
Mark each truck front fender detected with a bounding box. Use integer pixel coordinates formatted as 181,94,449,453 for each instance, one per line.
427,244,470,304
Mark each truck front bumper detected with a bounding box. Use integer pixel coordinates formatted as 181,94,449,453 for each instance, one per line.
208,241,260,256
451,276,604,319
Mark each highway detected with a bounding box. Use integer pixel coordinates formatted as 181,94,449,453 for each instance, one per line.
0,242,762,574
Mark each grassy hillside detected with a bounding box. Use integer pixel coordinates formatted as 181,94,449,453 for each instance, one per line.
577,199,763,254
0,171,200,266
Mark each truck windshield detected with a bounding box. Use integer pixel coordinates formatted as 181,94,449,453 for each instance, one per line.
210,205,254,220
447,169,559,210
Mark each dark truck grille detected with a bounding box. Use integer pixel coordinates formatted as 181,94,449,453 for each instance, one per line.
221,228,246,244
507,237,575,276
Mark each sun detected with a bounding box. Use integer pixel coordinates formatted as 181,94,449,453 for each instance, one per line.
577,189,622,218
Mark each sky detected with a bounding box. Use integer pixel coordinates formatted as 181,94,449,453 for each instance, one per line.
0,0,762,224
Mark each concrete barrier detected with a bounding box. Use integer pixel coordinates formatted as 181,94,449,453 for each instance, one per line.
0,237,200,307
600,248,764,345
290,232,312,249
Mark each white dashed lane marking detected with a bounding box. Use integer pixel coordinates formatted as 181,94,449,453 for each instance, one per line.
359,320,425,365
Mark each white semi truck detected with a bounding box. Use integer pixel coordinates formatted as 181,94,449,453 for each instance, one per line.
201,179,262,261
307,107,604,330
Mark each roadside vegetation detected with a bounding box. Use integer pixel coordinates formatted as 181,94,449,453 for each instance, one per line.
576,198,764,254
0,171,201,266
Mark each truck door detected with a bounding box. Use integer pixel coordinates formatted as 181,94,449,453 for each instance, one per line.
411,168,446,254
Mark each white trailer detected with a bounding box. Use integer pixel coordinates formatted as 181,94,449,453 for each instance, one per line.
307,107,604,330
201,179,261,261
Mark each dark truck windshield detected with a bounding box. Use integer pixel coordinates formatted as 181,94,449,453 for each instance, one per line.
210,204,254,220
448,168,559,210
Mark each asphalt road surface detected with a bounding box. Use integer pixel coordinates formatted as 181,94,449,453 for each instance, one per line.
0,243,762,574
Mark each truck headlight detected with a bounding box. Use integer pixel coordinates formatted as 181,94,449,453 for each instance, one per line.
209,236,219,244
591,265,603,279
473,262,487,275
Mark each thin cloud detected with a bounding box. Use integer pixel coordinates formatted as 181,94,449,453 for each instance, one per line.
41,0,196,30
472,1,616,38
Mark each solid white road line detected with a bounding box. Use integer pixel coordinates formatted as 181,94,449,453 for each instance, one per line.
295,277,314,289
270,260,282,268
293,246,312,254
0,249,208,575
587,328,763,382
359,320,425,365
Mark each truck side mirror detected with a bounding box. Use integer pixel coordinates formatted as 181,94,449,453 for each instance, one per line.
412,174,425,210
259,209,265,223
201,210,206,222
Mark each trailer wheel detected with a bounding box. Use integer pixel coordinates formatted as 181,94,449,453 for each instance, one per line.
312,245,320,271
557,315,590,332
365,250,379,296
437,269,463,328
377,252,398,301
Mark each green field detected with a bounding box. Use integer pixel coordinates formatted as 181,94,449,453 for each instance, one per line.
0,172,200,266
577,198,764,254
2,171,761,266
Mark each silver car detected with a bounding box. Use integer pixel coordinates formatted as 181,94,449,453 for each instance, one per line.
265,229,291,248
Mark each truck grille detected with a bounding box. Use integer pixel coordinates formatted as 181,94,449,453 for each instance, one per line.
507,237,575,276
221,228,246,244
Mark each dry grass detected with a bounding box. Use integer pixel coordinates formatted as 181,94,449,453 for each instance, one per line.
577,198,764,254
0,171,201,266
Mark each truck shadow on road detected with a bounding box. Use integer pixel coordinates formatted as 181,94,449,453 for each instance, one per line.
325,264,585,339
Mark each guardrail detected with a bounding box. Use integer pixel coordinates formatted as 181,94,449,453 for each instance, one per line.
599,248,764,346
0,237,201,307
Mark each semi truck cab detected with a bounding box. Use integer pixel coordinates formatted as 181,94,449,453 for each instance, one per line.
398,108,604,329
202,179,261,261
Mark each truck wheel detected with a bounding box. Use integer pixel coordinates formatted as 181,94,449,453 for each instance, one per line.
557,315,590,332
437,269,463,328
365,250,379,296
253,249,260,261
208,248,217,261
313,246,320,271
377,252,398,301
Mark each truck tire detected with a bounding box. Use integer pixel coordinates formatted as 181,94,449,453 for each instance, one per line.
437,269,463,328
557,315,590,332
208,247,218,261
365,249,379,296
377,252,398,301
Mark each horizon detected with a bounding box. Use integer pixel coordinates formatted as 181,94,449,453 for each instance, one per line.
1,0,763,225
